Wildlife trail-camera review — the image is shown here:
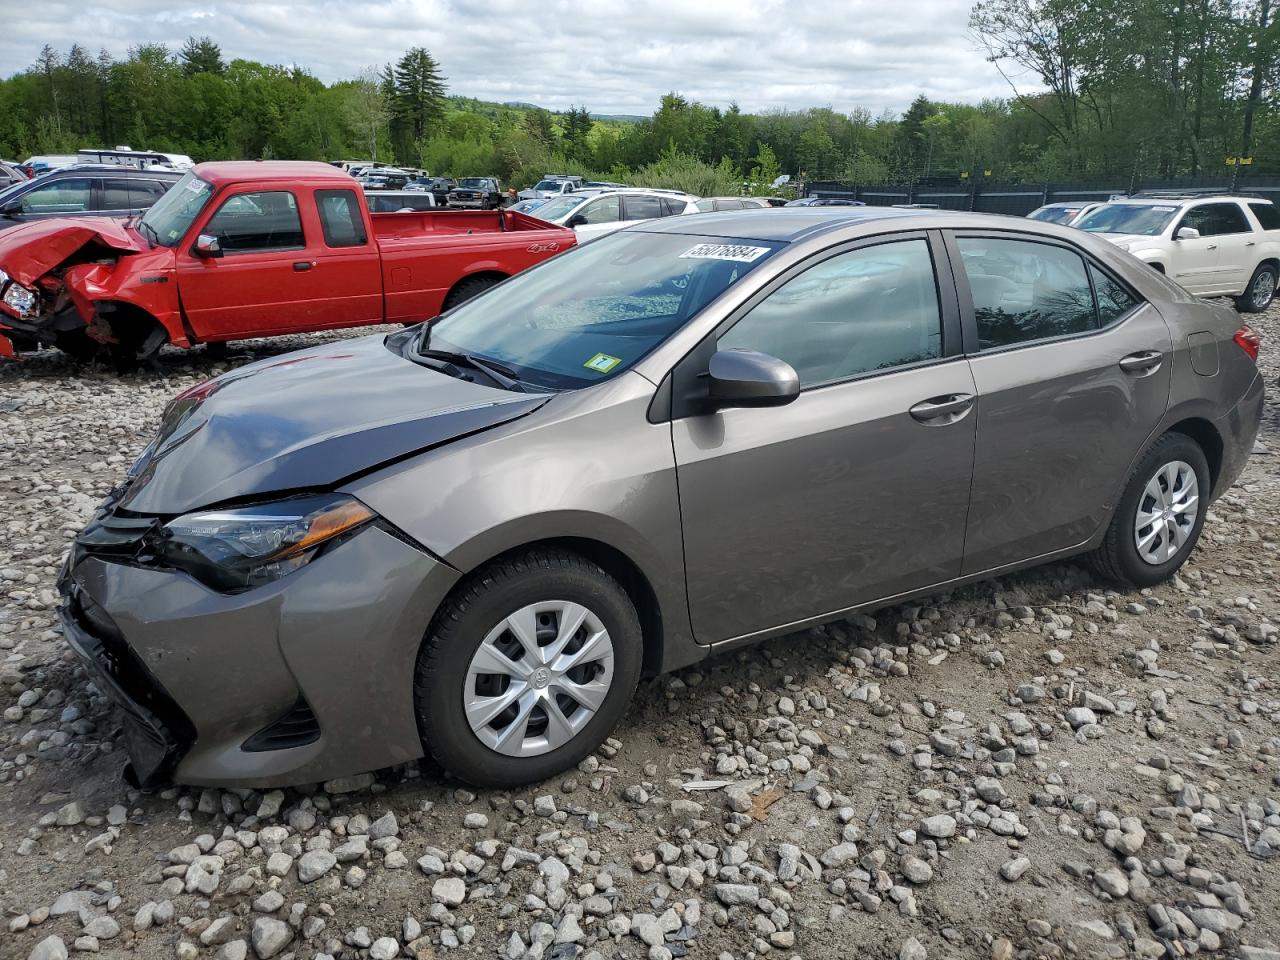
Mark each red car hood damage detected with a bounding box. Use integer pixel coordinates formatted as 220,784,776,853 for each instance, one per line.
0,218,142,285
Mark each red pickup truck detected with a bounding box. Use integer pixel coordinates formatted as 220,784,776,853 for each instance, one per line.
0,161,575,362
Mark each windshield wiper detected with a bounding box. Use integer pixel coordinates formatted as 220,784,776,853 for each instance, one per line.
137,220,159,246
415,347,526,392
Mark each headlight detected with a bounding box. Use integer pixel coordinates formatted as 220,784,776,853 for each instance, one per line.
159,494,376,592
3,280,36,317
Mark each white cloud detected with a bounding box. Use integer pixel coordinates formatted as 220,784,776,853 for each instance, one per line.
0,0,1012,116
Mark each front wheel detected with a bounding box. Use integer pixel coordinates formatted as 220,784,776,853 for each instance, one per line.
1234,264,1277,313
1089,432,1210,587
414,549,643,788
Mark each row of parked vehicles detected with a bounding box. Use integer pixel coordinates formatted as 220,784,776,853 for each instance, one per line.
1028,191,1280,313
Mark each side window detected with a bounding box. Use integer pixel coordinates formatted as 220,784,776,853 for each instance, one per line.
101,180,136,211
21,178,92,214
957,237,1097,349
623,195,664,221
661,197,685,216
203,191,304,252
1182,202,1251,236
715,199,745,211
580,196,620,224
718,238,943,388
695,199,716,213
130,180,172,209
316,189,367,247
1249,202,1280,231
1090,264,1140,326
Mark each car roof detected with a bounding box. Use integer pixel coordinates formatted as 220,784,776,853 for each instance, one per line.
634,205,954,242
194,160,349,187
1102,195,1267,206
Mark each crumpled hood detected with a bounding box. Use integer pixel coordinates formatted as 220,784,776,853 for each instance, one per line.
119,333,549,515
0,217,141,285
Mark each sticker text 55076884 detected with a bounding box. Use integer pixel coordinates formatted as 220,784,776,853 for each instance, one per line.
679,243,770,263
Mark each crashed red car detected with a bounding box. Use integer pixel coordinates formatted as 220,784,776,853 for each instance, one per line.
0,161,576,362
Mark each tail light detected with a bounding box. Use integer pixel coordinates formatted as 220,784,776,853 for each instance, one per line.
1233,324,1261,362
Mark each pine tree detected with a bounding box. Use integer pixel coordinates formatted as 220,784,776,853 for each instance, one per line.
179,36,226,76
389,47,447,162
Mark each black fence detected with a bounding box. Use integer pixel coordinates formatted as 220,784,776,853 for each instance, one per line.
804,175,1280,216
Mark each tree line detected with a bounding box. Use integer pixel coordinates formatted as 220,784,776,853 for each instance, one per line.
0,2,1275,196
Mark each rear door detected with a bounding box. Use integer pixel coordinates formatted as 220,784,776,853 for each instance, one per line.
673,232,976,642
176,187,321,339
306,188,382,327
571,195,624,241
1198,202,1258,292
950,231,1172,574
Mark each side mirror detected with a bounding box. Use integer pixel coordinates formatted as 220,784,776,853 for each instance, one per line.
193,233,223,258
0,201,22,217
1176,226,1200,241
706,349,799,409
567,214,587,228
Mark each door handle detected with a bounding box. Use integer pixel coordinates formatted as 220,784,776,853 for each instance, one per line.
1206,244,1218,250
909,393,974,424
1246,241,1257,247
1118,350,1163,374
293,261,315,272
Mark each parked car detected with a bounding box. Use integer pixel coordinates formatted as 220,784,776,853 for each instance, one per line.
55,206,1262,789
694,197,772,212
19,155,78,177
449,178,504,209
785,196,865,207
0,161,574,362
532,188,698,241
759,197,790,207
582,180,629,189
517,176,583,202
1027,201,1105,225
406,177,456,206
77,147,173,170
0,161,28,189
1075,193,1280,312
0,165,182,233
363,190,437,212
359,168,412,191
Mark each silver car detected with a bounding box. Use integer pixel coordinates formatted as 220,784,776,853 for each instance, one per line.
60,208,1265,789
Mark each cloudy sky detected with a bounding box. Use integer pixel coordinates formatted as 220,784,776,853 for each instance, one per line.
0,0,1016,116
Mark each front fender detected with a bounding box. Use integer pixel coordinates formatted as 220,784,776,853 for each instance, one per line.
63,254,187,346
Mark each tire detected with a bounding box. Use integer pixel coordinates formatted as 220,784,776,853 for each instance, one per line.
53,330,102,362
414,548,643,788
1234,263,1277,313
1089,432,1210,587
442,275,501,311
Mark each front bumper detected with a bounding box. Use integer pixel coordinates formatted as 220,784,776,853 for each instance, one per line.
60,525,459,787
448,198,487,208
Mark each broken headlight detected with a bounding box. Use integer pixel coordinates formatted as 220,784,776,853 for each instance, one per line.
159,494,376,592
2,279,37,317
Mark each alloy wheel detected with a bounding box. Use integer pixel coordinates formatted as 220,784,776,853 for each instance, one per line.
463,601,615,757
1133,460,1199,565
1252,270,1276,310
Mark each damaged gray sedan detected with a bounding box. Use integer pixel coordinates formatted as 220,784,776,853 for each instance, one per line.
60,208,1264,789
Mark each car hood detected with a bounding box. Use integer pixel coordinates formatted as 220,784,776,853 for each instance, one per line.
119,333,550,515
1090,232,1159,249
0,217,142,285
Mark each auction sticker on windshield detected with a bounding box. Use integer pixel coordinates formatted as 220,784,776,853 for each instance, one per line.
679,243,770,263
584,353,622,373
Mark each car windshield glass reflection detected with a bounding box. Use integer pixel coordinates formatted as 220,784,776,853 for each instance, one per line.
425,231,781,391
1076,204,1179,236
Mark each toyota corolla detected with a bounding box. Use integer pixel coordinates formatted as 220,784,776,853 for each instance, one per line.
60,208,1264,789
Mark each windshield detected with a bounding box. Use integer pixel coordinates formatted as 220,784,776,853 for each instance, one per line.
138,172,213,247
534,180,566,192
1028,206,1078,224
533,195,588,222
457,178,490,189
1076,203,1178,237
424,231,782,390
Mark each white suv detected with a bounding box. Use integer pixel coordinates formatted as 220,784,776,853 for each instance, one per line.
1075,194,1280,312
531,188,698,241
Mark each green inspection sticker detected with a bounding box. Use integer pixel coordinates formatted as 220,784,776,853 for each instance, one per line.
584,353,622,373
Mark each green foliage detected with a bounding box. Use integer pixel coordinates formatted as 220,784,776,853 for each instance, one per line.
3,11,1277,189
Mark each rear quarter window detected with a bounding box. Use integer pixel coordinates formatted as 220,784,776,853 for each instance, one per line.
1249,202,1280,231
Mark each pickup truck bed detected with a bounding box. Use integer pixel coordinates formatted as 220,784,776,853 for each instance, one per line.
0,161,576,362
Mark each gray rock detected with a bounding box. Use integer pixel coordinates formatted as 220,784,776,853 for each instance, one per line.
200,917,237,946
901,855,933,884
369,938,400,960
974,777,1007,803
297,849,336,883
1067,707,1098,729
999,857,1031,881
432,876,466,907
367,812,399,840
80,918,119,940
1094,867,1129,897
899,936,927,960
714,883,759,906
250,918,293,960
28,936,68,960
919,815,956,839
215,942,248,960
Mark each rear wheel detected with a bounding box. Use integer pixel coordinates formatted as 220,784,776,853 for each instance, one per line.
1089,432,1209,587
442,274,502,311
414,549,643,787
1234,263,1277,313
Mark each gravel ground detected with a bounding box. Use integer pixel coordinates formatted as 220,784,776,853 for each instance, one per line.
0,309,1278,960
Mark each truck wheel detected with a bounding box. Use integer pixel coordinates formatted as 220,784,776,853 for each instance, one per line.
1234,264,1277,313
443,275,502,311
414,548,643,787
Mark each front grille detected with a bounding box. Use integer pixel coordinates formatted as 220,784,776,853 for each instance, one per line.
243,697,321,752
